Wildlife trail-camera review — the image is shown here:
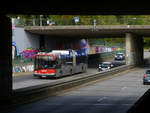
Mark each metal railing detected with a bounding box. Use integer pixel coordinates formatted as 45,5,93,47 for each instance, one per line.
12,17,150,26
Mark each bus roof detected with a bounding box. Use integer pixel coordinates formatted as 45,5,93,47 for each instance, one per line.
51,50,70,55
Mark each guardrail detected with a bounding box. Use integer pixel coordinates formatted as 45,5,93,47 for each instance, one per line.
12,17,150,26
0,64,135,110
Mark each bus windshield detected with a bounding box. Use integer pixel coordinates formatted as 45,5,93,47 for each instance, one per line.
35,55,57,70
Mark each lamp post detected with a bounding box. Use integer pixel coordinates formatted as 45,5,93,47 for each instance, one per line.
40,15,43,26
93,19,98,31
33,18,35,26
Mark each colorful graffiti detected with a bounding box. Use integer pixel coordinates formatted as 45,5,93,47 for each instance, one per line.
22,48,39,59
12,47,39,73
75,39,113,54
74,39,90,54
13,65,34,73
77,39,124,54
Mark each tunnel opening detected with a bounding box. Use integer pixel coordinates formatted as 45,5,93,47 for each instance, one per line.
1,13,150,112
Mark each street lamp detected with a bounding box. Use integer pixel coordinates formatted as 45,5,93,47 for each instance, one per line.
93,19,98,31
132,17,136,20
40,15,43,26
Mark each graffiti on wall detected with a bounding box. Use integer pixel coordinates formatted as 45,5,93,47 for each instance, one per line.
22,48,39,59
74,39,113,54
12,42,39,73
13,65,34,73
12,41,39,60
78,39,125,54
74,39,90,54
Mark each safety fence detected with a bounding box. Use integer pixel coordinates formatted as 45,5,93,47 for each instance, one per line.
12,17,150,26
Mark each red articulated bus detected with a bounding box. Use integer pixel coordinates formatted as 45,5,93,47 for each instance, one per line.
33,50,88,78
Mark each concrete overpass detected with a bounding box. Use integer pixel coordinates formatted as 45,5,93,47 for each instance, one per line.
25,25,146,66
25,25,150,38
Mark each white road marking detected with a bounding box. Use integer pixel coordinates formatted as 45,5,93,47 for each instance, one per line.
97,97,107,102
94,103,132,106
94,103,113,106
121,86,127,90
45,103,133,106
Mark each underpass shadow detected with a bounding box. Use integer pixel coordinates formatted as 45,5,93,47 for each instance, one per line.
127,60,150,113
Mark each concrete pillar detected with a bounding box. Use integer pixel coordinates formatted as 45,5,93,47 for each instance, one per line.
125,33,143,65
0,15,12,101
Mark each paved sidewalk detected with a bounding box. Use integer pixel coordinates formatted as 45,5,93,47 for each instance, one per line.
13,71,33,77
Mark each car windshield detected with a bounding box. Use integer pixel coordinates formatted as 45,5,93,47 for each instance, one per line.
101,63,111,68
116,53,123,56
146,70,150,74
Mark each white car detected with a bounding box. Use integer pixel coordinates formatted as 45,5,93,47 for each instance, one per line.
98,62,114,71
114,53,125,60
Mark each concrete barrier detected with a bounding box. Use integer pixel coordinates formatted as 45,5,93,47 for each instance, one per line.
1,64,134,110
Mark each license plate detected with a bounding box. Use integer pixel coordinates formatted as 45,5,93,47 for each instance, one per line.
42,76,46,78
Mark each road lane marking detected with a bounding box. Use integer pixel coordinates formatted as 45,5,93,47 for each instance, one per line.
97,97,107,102
45,103,133,106
94,103,133,106
121,86,127,90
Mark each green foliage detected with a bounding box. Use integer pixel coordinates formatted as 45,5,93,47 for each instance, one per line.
9,15,150,48
8,14,150,25
88,38,125,48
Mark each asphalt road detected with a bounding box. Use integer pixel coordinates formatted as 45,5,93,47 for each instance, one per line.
6,64,150,113
13,52,150,90
13,51,150,90
13,57,126,90
13,61,125,90
13,68,98,89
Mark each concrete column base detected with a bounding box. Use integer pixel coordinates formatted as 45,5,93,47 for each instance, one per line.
125,33,143,65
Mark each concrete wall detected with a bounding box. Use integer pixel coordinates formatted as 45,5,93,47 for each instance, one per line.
13,26,40,53
44,36,57,51
44,36,78,51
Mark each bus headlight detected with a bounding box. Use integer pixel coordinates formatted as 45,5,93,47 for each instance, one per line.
34,71,38,74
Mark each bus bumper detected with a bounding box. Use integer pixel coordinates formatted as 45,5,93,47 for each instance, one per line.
33,73,56,78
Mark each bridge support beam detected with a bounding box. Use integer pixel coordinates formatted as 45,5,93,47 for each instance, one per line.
125,33,143,65
0,15,12,102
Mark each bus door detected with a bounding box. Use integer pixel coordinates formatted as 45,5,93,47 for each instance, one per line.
60,55,70,76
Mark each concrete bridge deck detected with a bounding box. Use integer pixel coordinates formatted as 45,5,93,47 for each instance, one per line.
25,25,150,38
